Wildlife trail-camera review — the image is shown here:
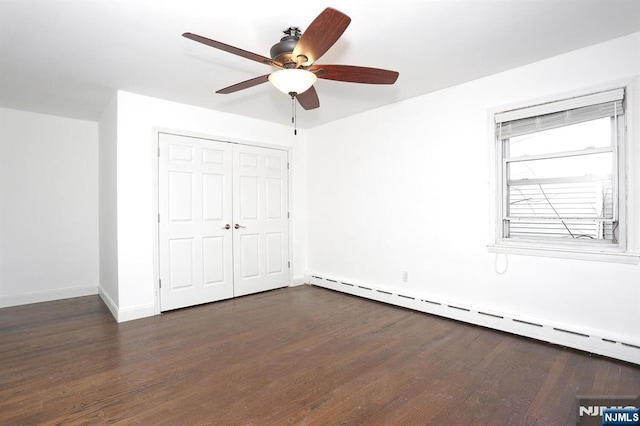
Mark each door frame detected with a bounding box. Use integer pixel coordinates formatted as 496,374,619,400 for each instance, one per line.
151,128,293,315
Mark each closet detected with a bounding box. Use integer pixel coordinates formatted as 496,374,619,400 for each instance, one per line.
158,133,289,311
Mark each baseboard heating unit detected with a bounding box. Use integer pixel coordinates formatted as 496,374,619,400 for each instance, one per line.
307,274,640,365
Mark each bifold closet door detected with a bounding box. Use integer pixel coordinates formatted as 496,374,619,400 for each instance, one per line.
159,133,234,311
158,133,289,311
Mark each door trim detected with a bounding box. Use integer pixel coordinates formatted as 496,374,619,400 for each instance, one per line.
151,127,293,315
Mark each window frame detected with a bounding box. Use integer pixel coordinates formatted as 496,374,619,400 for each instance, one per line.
488,78,640,264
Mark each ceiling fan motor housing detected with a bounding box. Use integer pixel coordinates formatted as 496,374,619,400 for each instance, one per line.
270,27,301,66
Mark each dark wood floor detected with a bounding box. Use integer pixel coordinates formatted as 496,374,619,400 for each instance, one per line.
1,285,638,425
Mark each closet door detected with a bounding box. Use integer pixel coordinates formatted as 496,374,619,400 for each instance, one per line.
233,145,289,297
159,134,290,311
159,133,234,311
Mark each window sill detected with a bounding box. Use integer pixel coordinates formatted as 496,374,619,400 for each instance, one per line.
487,243,640,264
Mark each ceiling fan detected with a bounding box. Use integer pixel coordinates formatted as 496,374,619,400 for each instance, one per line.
182,7,399,111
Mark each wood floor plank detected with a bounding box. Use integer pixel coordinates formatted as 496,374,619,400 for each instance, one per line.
1,285,639,425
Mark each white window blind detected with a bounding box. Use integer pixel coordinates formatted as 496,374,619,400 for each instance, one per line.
496,95,623,139
495,88,624,123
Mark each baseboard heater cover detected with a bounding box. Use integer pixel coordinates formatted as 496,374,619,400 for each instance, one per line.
307,274,639,365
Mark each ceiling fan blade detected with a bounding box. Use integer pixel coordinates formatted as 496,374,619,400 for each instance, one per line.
183,33,282,68
292,8,351,66
216,74,270,94
296,86,320,110
310,65,399,84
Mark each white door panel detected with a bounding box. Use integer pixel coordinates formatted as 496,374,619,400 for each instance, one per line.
159,133,233,311
233,145,289,297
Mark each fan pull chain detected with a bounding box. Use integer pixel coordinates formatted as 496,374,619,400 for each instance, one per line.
290,94,297,136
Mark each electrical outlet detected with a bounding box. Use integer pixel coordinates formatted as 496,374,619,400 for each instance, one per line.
402,270,409,282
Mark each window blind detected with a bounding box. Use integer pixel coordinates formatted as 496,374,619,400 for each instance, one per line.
497,99,623,139
495,88,624,123
495,88,624,140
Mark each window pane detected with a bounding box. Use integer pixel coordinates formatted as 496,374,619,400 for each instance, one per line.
508,219,615,241
507,117,611,157
508,180,613,219
508,152,612,181
507,180,614,241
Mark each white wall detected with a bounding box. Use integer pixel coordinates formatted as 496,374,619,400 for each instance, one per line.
306,33,640,360
0,108,99,307
111,91,307,321
98,94,119,308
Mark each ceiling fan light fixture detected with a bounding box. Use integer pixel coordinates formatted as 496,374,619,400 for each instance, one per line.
268,69,317,95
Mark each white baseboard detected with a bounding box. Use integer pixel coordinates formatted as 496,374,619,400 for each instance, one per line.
291,275,307,287
117,304,156,322
0,285,98,308
98,285,119,320
98,285,155,323
308,273,640,365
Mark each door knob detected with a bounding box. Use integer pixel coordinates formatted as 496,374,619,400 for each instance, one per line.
234,224,246,229
222,224,230,230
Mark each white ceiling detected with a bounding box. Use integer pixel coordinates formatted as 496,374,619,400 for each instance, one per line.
1,0,639,129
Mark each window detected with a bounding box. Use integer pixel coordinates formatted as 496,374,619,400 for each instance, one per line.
490,84,639,263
